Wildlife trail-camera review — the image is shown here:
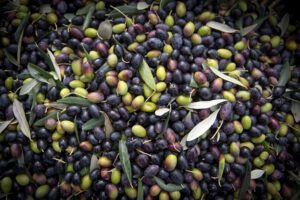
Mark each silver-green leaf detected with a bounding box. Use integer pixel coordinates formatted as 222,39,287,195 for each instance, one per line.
82,118,104,131
19,79,40,95
154,177,184,192
98,20,113,40
185,99,227,110
291,102,300,123
119,140,133,187
89,154,99,172
47,49,61,81
137,178,144,200
250,169,265,179
13,99,31,140
209,67,247,88
137,2,149,10
278,14,289,36
139,60,156,91
0,118,14,134
186,107,221,141
241,24,257,36
278,61,290,87
155,108,170,117
206,21,238,33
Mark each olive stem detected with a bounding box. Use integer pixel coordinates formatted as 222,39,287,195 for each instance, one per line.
210,120,224,140
136,148,152,157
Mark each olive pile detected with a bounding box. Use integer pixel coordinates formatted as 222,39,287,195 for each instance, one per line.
0,0,300,199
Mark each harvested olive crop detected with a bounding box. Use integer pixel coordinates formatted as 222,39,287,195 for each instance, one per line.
1,0,300,199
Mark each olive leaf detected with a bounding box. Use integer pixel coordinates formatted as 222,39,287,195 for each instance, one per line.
278,13,290,36
206,21,239,33
108,5,144,18
291,102,300,123
98,20,113,40
209,67,247,88
17,30,24,67
20,79,40,96
13,99,31,140
137,1,149,10
89,154,99,172
76,3,93,15
218,154,225,186
4,49,19,67
137,178,144,200
47,49,61,81
139,59,156,91
34,110,60,126
29,92,37,126
64,13,75,22
100,111,114,138
27,63,53,84
190,75,199,88
180,134,188,151
82,3,95,30
278,61,290,87
160,0,172,9
250,169,265,179
241,24,257,36
154,177,184,192
186,107,221,141
155,108,170,117
185,99,227,110
14,12,30,41
288,171,300,186
0,118,14,134
82,118,104,131
39,4,52,14
119,140,133,187
57,97,92,107
81,44,92,62
17,147,25,166
45,102,67,110
74,117,80,143
238,161,251,200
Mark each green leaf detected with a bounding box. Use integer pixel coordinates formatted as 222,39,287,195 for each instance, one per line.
218,154,225,186
34,111,60,126
98,20,113,40
4,49,19,67
278,14,289,36
19,79,40,96
13,99,31,140
160,0,172,9
185,99,227,110
82,118,104,131
89,154,99,172
57,97,92,107
241,24,257,36
139,60,156,91
190,75,199,88
186,107,221,141
74,117,80,143
28,63,53,83
0,118,14,134
81,44,92,62
108,5,144,18
238,161,251,200
47,49,61,81
137,2,150,10
154,177,184,192
137,178,144,200
14,12,30,41
206,21,238,33
82,3,95,30
17,30,24,67
209,66,247,88
278,61,290,87
291,102,300,123
76,3,93,15
255,15,269,30
119,140,133,187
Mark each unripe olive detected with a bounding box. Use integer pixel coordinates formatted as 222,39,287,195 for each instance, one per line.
159,191,170,200
233,121,243,134
229,142,240,157
5,77,13,90
266,182,278,195
87,92,104,103
254,157,264,167
183,21,195,37
35,184,50,199
96,1,105,10
60,120,75,133
238,0,247,11
193,187,202,199
150,184,161,196
111,168,121,184
98,156,112,167
112,23,126,34
261,103,272,113
124,186,137,199
74,87,88,97
259,151,269,160
236,91,250,101
122,92,133,106
30,140,41,153
15,174,30,186
163,44,173,54
197,11,215,22
155,82,167,92
108,54,118,68
170,191,181,200
192,168,203,181
60,88,70,98
117,80,128,95
143,84,154,98
217,49,232,59
84,28,97,38
286,40,297,51
71,59,82,76
81,175,92,190
1,177,12,194
198,25,211,36
165,15,174,28
136,34,146,43
224,153,235,163
240,142,254,151
164,154,177,171
234,41,246,51
278,124,288,136
156,65,166,81
176,1,186,17
222,91,236,102
176,95,192,106
141,102,157,112
106,184,119,199
46,13,58,25
241,115,252,130
251,134,266,144
151,92,161,103
146,50,161,58
132,124,147,138
52,141,62,152
132,95,145,110
69,80,85,88
271,36,281,48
